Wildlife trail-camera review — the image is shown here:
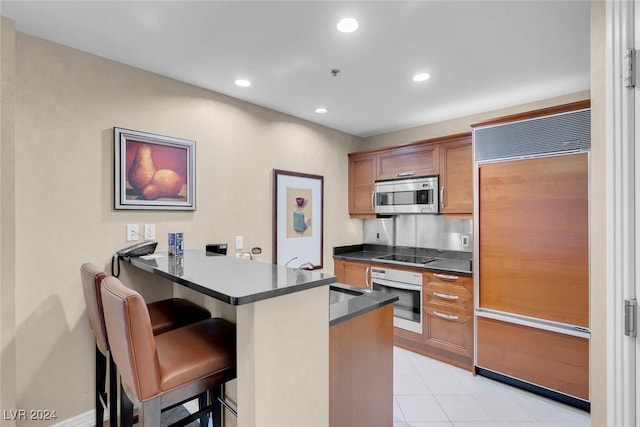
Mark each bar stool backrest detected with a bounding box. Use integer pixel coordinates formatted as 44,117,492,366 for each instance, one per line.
80,263,110,354
101,276,162,400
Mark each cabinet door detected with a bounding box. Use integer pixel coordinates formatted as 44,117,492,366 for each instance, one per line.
348,153,377,217
478,153,589,326
423,272,473,358
477,317,589,400
334,259,371,289
376,144,439,181
440,136,473,214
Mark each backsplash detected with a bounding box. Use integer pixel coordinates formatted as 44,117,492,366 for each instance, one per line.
363,215,473,252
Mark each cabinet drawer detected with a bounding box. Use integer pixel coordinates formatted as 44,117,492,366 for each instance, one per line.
423,307,473,357
424,272,472,294
424,283,472,313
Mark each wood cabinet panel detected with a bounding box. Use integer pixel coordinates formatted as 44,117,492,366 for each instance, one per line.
334,259,370,289
422,272,474,360
477,317,589,401
439,136,473,214
423,310,472,351
376,144,439,181
330,304,394,427
478,153,589,327
348,153,377,217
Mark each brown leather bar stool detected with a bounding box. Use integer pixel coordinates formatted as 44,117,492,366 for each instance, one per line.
100,275,236,427
80,263,212,427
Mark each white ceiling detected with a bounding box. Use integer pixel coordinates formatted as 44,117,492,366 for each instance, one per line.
1,0,591,138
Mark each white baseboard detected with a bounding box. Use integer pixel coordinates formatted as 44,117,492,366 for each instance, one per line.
50,409,106,427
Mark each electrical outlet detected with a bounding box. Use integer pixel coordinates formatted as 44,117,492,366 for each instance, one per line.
461,235,469,247
144,224,155,240
126,224,139,241
235,236,244,250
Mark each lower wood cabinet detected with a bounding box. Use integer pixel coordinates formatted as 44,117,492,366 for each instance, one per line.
333,259,370,289
330,304,394,427
422,272,474,366
392,271,474,371
476,316,589,401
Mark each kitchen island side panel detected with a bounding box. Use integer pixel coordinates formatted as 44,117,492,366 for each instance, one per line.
329,303,393,427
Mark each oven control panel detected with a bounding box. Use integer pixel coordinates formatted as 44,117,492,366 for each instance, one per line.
370,267,422,286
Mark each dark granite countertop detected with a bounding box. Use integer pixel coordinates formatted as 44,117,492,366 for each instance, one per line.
333,244,472,275
124,249,336,305
329,283,398,326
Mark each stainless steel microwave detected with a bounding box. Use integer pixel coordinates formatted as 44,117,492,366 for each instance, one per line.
374,175,439,214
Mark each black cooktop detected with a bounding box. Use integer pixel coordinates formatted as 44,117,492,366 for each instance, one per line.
375,254,439,266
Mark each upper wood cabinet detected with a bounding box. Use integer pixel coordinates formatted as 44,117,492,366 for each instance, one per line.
376,144,439,181
348,133,472,218
348,153,377,217
439,135,473,214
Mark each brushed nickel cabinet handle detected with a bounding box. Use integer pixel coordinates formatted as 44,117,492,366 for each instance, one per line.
371,191,375,209
396,171,416,177
433,311,459,321
440,186,445,209
434,273,459,281
434,291,459,301
365,266,371,288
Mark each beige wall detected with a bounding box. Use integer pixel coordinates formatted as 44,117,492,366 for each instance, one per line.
2,24,362,423
1,16,17,425
359,90,590,151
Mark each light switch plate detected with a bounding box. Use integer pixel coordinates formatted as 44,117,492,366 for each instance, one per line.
126,224,139,241
144,224,155,240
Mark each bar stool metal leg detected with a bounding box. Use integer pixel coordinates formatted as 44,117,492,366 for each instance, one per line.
108,354,117,426
95,345,106,427
197,392,209,427
211,384,223,427
120,383,134,427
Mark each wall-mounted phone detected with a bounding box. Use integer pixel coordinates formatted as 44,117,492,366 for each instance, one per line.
117,241,158,257
112,241,158,277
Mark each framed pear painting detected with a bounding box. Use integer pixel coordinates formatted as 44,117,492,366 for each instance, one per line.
114,128,196,210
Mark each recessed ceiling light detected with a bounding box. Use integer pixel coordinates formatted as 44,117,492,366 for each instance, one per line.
413,73,430,82
337,18,359,33
234,79,251,87
315,107,329,114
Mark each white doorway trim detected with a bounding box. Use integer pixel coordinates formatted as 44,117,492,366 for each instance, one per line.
606,0,637,426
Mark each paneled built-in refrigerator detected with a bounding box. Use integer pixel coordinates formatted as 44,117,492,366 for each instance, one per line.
472,105,591,410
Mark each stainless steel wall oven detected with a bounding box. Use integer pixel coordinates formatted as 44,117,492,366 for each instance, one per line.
371,267,422,334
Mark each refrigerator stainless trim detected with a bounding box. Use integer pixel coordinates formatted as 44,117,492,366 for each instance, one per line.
475,308,590,339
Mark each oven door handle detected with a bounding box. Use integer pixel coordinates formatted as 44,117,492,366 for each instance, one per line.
372,278,422,292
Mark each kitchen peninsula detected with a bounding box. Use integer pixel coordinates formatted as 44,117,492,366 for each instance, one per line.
123,249,335,427
123,249,398,427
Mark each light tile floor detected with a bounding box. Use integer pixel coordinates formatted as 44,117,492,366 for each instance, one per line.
393,346,591,427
